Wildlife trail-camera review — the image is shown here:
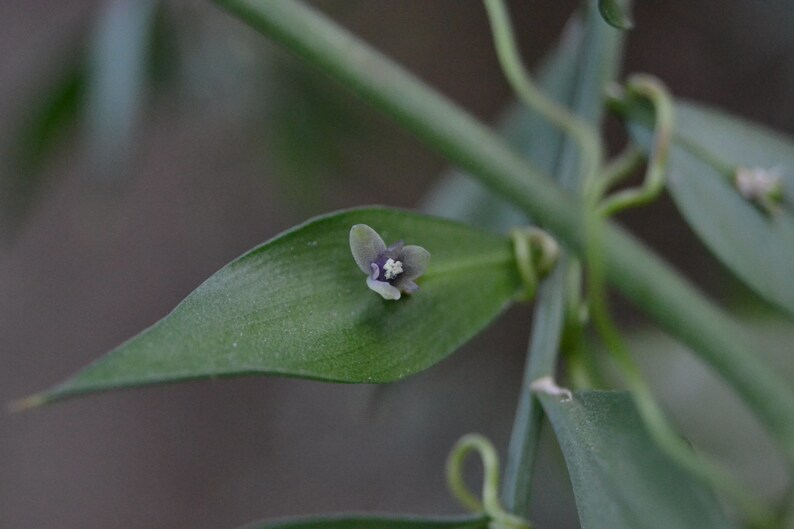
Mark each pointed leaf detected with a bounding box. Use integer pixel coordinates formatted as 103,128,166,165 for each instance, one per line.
540,390,737,529
238,514,488,529
22,208,521,407
618,99,794,318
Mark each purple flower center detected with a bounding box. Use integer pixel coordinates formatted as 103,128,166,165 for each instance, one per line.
371,241,404,283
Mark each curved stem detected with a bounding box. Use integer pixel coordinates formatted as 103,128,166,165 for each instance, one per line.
586,75,773,520
511,228,538,301
447,434,533,529
597,143,644,196
511,227,560,301
586,190,776,527
502,4,624,516
217,0,794,466
597,74,673,215
484,0,603,187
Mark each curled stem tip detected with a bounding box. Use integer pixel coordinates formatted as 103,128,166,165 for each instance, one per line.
447,434,533,529
511,227,560,301
596,74,674,216
484,0,602,186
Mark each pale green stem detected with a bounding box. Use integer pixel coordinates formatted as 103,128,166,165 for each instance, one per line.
498,2,622,516
447,434,533,529
585,83,775,521
583,73,777,526
216,0,794,467
484,0,603,186
511,227,560,301
597,74,673,215
503,268,567,516
511,229,538,302
597,143,644,195
586,242,776,525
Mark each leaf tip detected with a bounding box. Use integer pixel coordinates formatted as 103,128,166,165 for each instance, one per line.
7,393,48,413
598,0,635,30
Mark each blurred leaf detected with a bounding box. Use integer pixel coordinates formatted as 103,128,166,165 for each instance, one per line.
598,0,634,30
84,0,158,175
540,390,737,529
3,1,177,238
3,58,85,232
146,3,181,89
239,514,488,529
21,208,521,407
593,318,794,502
617,99,794,318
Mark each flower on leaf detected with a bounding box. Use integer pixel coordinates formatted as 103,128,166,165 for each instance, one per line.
349,224,430,300
734,166,784,214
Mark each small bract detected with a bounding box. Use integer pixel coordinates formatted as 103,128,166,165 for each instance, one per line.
349,224,431,300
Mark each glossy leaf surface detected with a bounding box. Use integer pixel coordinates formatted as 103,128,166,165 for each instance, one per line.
239,514,488,529
619,99,794,317
540,390,737,529
25,208,520,406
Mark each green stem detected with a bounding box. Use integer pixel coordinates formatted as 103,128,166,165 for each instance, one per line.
215,0,794,465
597,144,644,196
483,0,603,186
500,3,624,515
597,74,673,215
510,227,560,301
587,85,772,520
502,264,567,516
586,208,775,524
447,434,533,529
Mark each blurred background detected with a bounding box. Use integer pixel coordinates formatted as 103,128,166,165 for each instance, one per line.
2,1,794,528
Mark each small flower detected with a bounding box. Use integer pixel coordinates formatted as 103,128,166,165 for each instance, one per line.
349,224,430,300
734,166,784,213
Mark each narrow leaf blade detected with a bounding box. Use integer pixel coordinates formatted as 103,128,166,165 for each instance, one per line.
24,208,521,406
541,390,737,529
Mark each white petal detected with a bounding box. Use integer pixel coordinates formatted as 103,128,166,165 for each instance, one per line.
366,277,401,300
